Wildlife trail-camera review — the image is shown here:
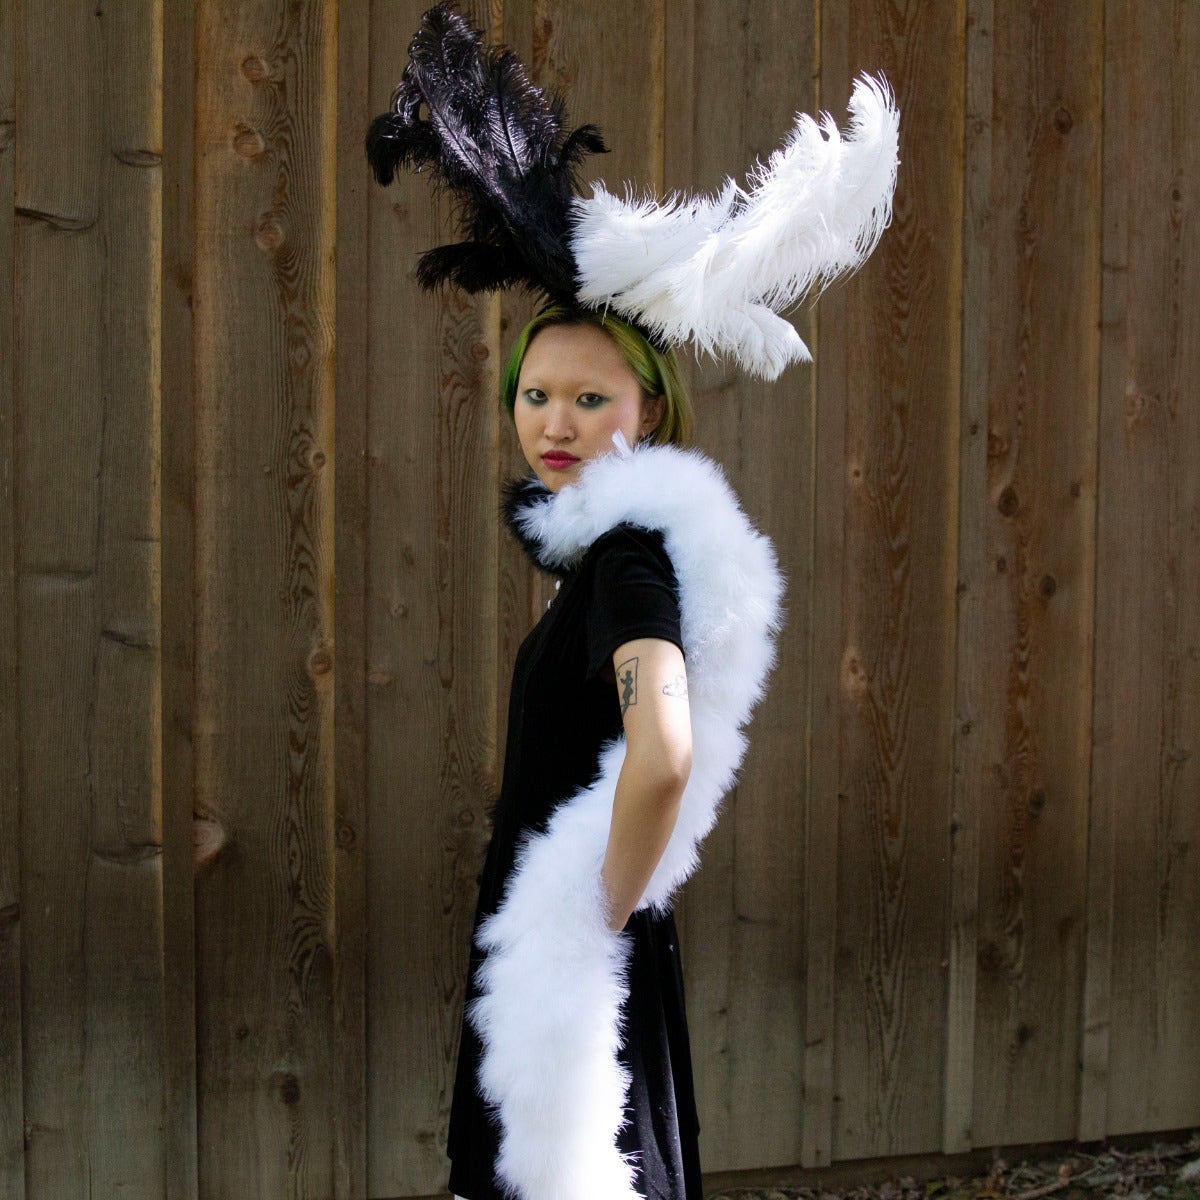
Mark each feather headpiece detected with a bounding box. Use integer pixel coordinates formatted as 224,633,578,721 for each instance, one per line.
365,2,606,299
368,3,899,379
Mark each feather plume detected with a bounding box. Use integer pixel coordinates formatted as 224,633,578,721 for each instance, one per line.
366,3,607,299
572,74,900,378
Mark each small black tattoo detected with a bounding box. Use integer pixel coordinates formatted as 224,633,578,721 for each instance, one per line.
662,674,689,699
616,656,639,716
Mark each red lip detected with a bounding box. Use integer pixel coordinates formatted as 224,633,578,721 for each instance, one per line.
542,451,581,468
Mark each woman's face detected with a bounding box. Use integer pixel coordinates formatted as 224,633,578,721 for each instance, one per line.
514,323,663,493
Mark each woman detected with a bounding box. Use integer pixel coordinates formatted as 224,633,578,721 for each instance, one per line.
366,10,895,1197
447,303,714,1200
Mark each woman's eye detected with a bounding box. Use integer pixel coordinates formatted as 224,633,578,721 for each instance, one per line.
577,393,608,409
522,388,547,406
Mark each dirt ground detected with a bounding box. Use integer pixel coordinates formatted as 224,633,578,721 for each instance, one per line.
708,1132,1200,1200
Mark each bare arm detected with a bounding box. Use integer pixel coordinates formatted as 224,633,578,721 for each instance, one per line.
602,638,692,931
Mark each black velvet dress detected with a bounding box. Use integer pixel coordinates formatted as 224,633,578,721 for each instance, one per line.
446,509,704,1200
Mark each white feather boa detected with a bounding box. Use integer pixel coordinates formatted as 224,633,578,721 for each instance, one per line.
467,444,783,1199
571,74,899,380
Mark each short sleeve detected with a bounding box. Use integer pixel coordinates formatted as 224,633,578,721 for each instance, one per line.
585,525,683,679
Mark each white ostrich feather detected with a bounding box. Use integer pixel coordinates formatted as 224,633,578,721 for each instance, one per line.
572,74,900,379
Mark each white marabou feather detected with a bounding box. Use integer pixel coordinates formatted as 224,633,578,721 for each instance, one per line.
571,74,900,379
468,444,784,1199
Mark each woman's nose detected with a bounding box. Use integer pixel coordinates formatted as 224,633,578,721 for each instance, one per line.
543,400,574,439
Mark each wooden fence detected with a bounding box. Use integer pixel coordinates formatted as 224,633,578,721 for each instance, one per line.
1,1,1197,1198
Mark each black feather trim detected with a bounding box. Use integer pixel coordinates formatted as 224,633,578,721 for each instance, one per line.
366,3,607,301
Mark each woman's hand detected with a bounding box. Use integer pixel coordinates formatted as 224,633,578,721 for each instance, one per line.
601,637,692,931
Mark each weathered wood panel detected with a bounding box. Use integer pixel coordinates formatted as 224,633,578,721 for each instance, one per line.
333,1,372,1196
0,4,1197,1198
496,0,545,767
943,0,993,1157
15,2,166,1197
364,0,499,1189
666,0,817,1173
0,0,22,1193
969,0,1103,1147
192,2,340,1195
824,0,965,1161
160,0,200,1195
84,2,168,1191
1086,0,1200,1139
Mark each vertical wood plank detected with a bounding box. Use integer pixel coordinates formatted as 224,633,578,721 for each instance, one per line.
161,0,200,1194
668,0,818,1174
16,0,167,1194
659,2,742,1170
496,0,542,768
943,0,993,1154
86,6,167,1195
1087,0,1200,1139
365,1,499,1191
0,0,23,1192
192,2,339,1195
823,0,965,1160
334,1,370,1196
804,3,844,1166
969,0,1103,1148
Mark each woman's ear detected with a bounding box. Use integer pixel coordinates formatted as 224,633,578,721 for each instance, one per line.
640,394,666,440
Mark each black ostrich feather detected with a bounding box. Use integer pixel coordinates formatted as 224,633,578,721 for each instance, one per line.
365,3,607,301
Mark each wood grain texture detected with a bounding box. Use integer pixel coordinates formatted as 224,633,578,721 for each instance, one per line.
823,0,964,1161
497,0,546,755
0,0,23,1192
16,1,166,1196
192,2,339,1195
943,0,993,1156
663,0,817,1173
333,2,371,1196
4,4,1199,1196
969,0,1103,1148
160,0,200,1195
804,3,845,1166
365,4,499,1192
1087,0,1200,1139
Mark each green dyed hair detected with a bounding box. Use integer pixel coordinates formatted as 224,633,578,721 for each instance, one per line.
501,304,694,447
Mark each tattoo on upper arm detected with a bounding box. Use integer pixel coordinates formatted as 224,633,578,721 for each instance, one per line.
662,673,689,699
616,656,639,716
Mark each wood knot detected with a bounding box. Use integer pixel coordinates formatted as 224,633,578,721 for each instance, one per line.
308,646,333,676
235,1023,251,1041
1039,574,1057,598
337,822,357,849
470,341,490,362
279,1074,300,1105
997,486,1019,517
1028,788,1047,814
255,217,283,253
193,814,228,871
840,648,872,706
233,124,266,160
241,55,269,84
1052,107,1073,134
